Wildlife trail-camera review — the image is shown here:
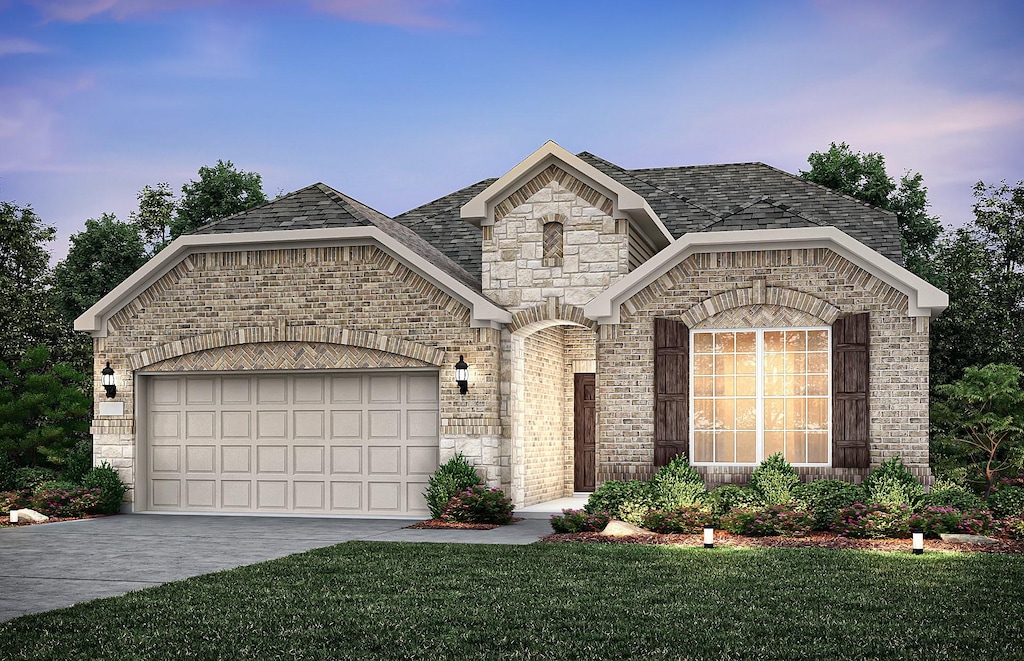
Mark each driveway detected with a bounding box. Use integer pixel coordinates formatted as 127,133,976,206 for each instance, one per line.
0,513,552,622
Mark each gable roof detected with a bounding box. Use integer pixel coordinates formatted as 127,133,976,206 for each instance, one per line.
195,183,479,291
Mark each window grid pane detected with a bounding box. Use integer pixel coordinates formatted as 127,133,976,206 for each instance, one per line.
692,330,757,463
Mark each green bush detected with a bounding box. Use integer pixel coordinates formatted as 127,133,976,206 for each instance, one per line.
641,506,715,534
423,453,482,519
0,489,31,515
998,517,1024,540
706,484,760,516
863,457,924,506
0,453,16,491
13,466,58,491
648,456,706,509
441,486,514,525
792,479,867,530
82,462,127,514
60,438,93,485
918,481,987,513
749,453,800,506
719,505,813,537
987,485,1024,518
549,509,610,533
831,503,911,539
584,480,654,526
906,506,994,538
27,488,102,518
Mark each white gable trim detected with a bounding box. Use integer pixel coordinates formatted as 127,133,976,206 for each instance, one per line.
584,227,948,324
461,140,674,249
74,228,512,337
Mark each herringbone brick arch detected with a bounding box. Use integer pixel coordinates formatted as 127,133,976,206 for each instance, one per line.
144,342,434,372
694,304,825,329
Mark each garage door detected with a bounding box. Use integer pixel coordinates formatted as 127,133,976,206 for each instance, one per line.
144,372,439,515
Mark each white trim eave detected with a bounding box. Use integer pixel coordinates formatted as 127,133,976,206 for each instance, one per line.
460,140,674,248
584,227,948,324
74,228,511,337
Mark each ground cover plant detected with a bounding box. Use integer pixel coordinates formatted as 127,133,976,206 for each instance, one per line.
2,541,1024,660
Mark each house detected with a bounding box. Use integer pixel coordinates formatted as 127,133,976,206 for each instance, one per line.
75,141,947,516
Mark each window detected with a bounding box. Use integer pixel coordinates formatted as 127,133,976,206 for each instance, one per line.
691,328,830,465
543,221,563,264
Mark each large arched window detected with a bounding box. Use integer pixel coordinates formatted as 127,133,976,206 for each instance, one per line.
543,220,563,265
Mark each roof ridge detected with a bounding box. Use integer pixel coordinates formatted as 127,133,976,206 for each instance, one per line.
692,194,828,232
754,162,899,219
395,178,498,225
193,183,325,233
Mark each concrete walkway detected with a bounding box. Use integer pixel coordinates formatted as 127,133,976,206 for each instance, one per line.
0,513,553,623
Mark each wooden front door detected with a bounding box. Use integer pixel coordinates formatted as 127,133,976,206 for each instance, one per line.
573,373,596,492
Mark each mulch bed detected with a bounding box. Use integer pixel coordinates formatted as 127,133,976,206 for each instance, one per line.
405,517,525,530
541,530,1024,554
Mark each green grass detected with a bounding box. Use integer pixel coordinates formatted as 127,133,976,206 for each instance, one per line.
4,542,1024,660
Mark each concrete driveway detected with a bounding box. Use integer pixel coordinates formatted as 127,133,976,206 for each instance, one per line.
0,513,552,622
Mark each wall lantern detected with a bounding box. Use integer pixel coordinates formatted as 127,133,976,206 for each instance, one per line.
912,530,924,555
703,527,715,549
101,362,117,398
455,355,469,395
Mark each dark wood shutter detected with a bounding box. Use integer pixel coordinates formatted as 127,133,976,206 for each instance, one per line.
832,313,870,468
654,318,690,466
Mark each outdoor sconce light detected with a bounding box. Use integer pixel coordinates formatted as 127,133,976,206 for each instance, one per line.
912,530,924,555
101,362,117,398
455,355,469,395
703,527,715,549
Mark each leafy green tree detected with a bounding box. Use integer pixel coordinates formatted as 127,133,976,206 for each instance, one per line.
131,183,177,255
173,160,267,238
52,213,148,325
932,363,1024,496
801,142,942,282
930,180,1024,387
0,345,91,469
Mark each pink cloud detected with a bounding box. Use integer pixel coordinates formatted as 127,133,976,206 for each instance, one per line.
308,0,457,30
25,0,214,22
0,36,49,55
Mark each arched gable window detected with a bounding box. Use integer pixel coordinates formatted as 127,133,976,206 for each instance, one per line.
543,220,563,265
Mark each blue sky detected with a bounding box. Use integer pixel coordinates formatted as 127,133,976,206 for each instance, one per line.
1,0,1022,261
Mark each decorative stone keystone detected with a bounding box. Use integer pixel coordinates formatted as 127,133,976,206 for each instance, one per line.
10,509,49,523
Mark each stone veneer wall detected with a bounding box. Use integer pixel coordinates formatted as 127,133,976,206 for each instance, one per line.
522,327,565,506
91,245,503,503
481,174,630,309
562,326,597,494
597,248,932,488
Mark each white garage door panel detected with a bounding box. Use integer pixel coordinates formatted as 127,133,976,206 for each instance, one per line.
146,372,439,515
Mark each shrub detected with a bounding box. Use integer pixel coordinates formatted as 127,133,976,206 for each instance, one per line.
792,479,867,531
648,456,706,509
441,485,514,525
749,453,800,506
584,480,654,526
0,453,16,491
831,503,911,538
641,506,715,534
907,506,995,538
550,509,610,533
424,453,483,519
60,438,94,485
996,517,1024,540
863,457,924,506
917,481,987,513
0,489,31,515
13,466,58,491
719,505,813,537
706,484,760,516
82,462,127,514
987,484,1024,518
36,479,83,492
27,488,102,518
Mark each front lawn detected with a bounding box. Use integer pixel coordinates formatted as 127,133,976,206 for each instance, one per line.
4,542,1023,660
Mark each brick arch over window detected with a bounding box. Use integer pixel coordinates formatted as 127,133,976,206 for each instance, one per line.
509,302,598,334
128,326,446,371
679,280,840,328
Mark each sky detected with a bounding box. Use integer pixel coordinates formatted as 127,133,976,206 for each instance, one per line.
1,0,1022,262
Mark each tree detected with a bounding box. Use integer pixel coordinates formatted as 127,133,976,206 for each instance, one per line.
52,214,149,325
0,345,91,469
930,180,1024,387
131,183,177,255
931,363,1024,496
173,159,267,238
801,142,943,282
0,201,61,367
